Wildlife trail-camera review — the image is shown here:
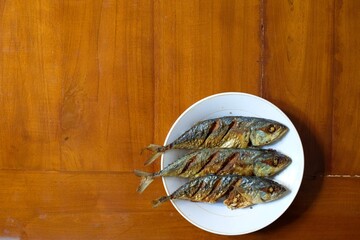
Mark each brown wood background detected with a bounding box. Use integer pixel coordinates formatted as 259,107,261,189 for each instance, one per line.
0,0,359,239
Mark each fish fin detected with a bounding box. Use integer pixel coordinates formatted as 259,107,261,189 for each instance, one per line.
141,144,159,155
152,196,170,208
225,199,252,209
134,169,153,177
144,151,163,166
233,187,253,208
224,187,253,209
134,170,155,193
143,144,166,166
233,186,245,194
146,144,163,152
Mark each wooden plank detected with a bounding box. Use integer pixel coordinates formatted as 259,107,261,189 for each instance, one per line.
0,172,170,216
1,0,359,239
60,0,154,171
0,0,156,172
153,0,261,169
0,172,358,239
0,171,170,238
264,0,334,176
0,0,62,170
332,0,360,174
259,176,360,238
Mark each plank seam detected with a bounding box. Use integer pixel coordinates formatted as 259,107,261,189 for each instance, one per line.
326,174,360,178
0,169,136,175
152,0,157,146
0,169,358,178
259,0,265,97
330,0,336,174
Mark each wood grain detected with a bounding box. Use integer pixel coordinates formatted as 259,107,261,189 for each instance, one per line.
0,0,359,238
264,0,334,176
0,0,62,170
0,171,172,238
332,0,360,174
0,173,358,239
60,0,154,172
153,0,261,162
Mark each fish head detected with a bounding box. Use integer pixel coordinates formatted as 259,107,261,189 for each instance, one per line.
258,180,287,203
254,150,292,177
249,119,288,146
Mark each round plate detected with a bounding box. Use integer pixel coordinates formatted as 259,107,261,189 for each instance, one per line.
161,92,304,235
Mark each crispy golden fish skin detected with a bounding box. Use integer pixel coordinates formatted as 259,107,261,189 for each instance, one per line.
223,176,287,209
152,175,287,209
135,148,291,193
144,116,288,166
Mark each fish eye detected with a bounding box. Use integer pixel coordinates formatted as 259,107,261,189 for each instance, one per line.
267,125,276,133
268,187,274,193
273,157,279,166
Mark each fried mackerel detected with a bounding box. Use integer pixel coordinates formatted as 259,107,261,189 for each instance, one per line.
144,116,288,165
135,148,291,193
152,175,287,209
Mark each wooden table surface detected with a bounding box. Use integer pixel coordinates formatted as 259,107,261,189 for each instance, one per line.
0,0,359,239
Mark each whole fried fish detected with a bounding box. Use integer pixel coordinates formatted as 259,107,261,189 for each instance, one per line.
152,175,287,209
135,148,291,193
144,116,288,165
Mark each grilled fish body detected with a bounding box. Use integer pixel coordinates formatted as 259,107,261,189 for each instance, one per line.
144,116,288,165
152,175,287,209
135,148,291,193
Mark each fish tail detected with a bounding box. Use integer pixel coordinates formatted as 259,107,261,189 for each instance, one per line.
152,196,170,208
144,144,167,166
134,170,155,193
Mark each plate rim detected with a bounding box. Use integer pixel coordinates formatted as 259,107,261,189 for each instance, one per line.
160,92,304,235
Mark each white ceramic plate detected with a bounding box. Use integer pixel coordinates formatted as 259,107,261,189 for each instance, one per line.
161,92,304,235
